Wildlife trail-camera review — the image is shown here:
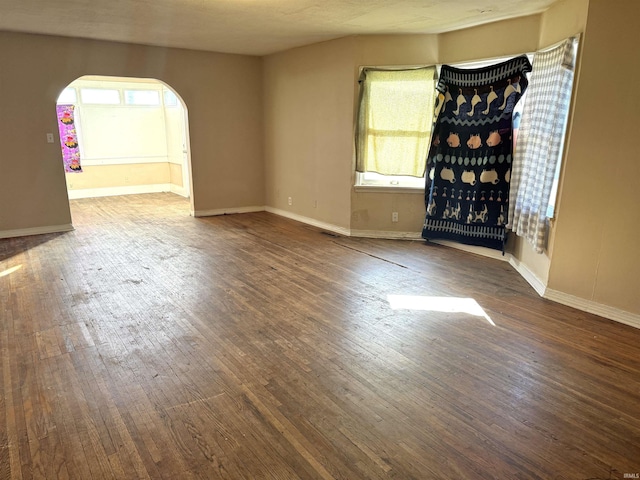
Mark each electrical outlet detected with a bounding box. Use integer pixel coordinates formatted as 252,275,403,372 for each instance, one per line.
46,133,54,143
288,197,292,206
392,212,399,222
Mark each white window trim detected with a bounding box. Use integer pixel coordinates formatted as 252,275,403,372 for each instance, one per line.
355,65,436,191
355,171,425,192
57,81,182,168
79,88,122,105
354,56,538,193
354,185,424,194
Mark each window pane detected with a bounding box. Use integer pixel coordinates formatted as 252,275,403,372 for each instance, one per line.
80,88,121,104
360,171,425,188
356,67,436,178
163,90,178,107
57,87,77,104
125,90,160,106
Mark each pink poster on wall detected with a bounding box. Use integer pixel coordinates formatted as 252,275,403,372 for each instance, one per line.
56,104,82,173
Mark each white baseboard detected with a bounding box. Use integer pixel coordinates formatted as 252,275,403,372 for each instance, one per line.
265,207,351,237
194,206,265,217
508,256,547,296
169,184,189,198
350,230,422,240
544,289,640,330
0,223,74,239
429,239,509,261
67,184,172,199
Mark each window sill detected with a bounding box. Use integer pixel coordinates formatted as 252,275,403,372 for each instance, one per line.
353,185,424,194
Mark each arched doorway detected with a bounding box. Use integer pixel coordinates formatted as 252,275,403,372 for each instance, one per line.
55,75,192,209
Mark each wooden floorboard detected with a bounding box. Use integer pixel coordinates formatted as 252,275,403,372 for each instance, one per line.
1,192,639,479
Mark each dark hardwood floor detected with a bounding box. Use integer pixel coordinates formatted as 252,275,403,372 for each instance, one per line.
1,193,639,479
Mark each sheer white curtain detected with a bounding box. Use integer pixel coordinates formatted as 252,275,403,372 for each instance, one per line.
508,36,579,253
355,67,437,177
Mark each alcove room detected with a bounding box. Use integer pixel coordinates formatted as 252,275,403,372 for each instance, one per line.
0,0,639,478
57,77,190,198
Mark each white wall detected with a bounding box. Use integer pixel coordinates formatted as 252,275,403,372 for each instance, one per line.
164,88,188,195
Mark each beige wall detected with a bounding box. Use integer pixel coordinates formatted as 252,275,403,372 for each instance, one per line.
263,37,357,229
506,0,589,288
538,0,589,49
66,164,170,190
438,15,541,64
547,0,640,315
0,31,263,232
169,163,183,188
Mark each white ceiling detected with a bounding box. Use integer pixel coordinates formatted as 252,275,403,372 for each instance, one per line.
0,0,558,56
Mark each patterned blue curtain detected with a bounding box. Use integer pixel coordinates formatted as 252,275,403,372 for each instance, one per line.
422,56,532,251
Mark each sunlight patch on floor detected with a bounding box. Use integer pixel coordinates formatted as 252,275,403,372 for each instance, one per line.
387,295,495,326
0,265,22,278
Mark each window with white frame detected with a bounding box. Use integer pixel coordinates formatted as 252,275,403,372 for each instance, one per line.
355,67,437,189
163,89,178,107
57,87,77,104
80,88,121,105
124,89,161,106
56,80,180,167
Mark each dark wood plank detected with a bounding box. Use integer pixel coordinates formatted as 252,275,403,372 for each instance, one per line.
0,192,639,479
